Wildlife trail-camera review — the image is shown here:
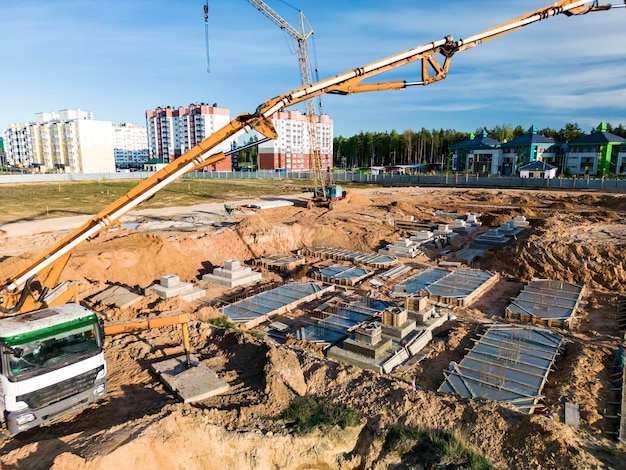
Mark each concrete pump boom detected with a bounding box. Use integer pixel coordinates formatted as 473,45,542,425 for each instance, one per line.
0,0,617,315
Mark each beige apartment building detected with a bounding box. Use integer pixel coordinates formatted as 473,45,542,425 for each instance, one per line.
3,109,115,173
258,110,333,171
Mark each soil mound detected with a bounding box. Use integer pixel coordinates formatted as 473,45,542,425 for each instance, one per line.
63,233,200,288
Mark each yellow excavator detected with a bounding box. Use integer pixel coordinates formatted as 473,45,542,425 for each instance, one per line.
0,0,620,435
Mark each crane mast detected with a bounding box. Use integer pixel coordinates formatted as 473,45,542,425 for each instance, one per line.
245,1,326,197
0,0,618,315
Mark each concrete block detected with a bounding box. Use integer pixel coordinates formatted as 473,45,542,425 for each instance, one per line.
181,286,206,302
381,320,417,339
343,337,392,359
153,282,194,299
161,274,181,288
223,259,241,271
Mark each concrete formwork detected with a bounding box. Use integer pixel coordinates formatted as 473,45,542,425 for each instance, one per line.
392,268,450,297
325,302,449,374
221,282,334,330
300,247,397,268
294,298,393,347
253,254,306,272
438,324,564,414
505,279,585,329
311,265,373,286
425,268,499,307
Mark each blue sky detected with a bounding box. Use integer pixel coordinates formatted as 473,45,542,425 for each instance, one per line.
2,0,625,138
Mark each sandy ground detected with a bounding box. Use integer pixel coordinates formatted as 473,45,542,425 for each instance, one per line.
0,186,625,469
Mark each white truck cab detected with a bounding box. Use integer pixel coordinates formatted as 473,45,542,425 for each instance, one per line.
0,304,106,435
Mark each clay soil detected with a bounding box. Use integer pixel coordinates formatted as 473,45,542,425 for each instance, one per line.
1,185,625,469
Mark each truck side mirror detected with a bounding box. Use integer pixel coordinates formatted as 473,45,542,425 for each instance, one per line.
7,347,24,358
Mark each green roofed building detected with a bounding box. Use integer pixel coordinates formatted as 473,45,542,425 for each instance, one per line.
449,130,502,175
565,122,625,176
501,125,562,176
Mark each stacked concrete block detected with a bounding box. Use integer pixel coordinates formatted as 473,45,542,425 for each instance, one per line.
471,228,511,247
152,275,205,302
411,230,434,242
512,215,530,227
466,213,481,225
379,237,425,258
433,224,453,236
449,219,468,232
497,221,524,237
202,259,262,289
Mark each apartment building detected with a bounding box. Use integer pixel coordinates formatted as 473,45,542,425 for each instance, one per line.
2,124,33,168
257,110,334,171
2,108,115,173
145,103,234,170
113,123,149,169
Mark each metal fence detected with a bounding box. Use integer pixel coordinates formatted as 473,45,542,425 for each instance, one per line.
2,170,626,191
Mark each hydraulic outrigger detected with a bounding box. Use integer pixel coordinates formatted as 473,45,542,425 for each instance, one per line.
0,0,619,316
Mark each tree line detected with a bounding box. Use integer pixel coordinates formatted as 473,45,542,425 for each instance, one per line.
333,122,626,169
234,122,626,169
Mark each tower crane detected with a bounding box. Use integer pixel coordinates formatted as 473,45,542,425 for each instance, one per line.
245,1,340,207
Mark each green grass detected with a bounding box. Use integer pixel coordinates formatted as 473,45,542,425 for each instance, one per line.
385,425,493,469
0,178,311,225
280,395,362,432
208,316,238,330
246,330,266,341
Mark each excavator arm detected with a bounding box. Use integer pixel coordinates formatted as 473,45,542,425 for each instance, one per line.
0,0,617,315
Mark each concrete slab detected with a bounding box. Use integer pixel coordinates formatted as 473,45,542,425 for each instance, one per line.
565,402,580,427
90,285,142,308
181,286,206,302
150,354,229,403
247,200,294,209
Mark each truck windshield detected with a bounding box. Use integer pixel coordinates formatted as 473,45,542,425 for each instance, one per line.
2,323,102,380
